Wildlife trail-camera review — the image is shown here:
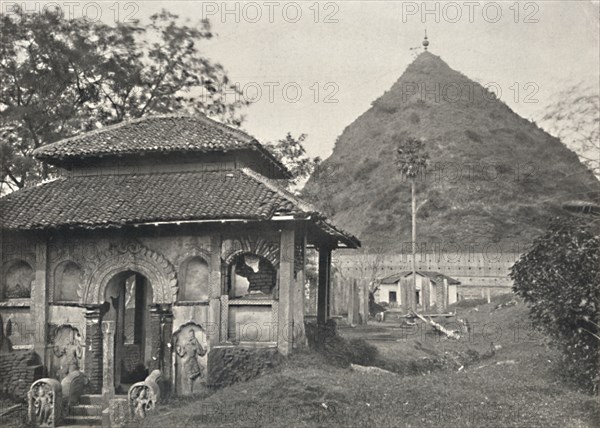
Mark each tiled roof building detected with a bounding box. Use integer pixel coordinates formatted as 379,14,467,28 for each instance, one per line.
0,114,358,414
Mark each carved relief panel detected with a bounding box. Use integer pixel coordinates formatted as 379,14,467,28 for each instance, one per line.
173,322,207,395
28,378,62,427
48,324,83,381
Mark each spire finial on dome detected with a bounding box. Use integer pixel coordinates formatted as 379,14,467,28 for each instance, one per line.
422,29,429,51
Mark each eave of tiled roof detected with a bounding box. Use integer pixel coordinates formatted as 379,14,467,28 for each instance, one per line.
32,114,291,178
0,169,360,248
0,170,291,230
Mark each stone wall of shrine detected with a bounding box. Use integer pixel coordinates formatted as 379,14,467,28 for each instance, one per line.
0,222,306,396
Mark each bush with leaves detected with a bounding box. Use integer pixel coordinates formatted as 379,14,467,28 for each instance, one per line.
510,217,600,393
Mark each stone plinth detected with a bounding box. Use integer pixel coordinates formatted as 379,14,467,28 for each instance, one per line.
107,397,129,427
61,370,88,411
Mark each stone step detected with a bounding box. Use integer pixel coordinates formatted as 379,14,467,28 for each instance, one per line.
63,415,102,426
79,394,104,405
69,404,103,417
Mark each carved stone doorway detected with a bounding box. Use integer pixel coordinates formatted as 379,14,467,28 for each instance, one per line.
103,270,153,394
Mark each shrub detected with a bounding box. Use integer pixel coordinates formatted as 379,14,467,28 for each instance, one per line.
347,338,380,366
353,159,380,181
321,332,380,368
372,98,398,114
510,217,600,393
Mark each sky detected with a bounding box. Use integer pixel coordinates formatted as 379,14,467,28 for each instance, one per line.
12,1,600,160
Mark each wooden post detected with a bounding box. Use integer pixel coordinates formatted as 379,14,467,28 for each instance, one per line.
292,229,307,348
278,228,295,355
317,245,332,326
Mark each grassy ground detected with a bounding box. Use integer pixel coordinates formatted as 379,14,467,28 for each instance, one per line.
142,296,599,427
0,396,27,428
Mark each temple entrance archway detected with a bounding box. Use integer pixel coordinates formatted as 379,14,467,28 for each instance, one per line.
103,270,153,393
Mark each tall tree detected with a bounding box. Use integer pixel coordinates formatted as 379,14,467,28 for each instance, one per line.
267,132,321,184
396,137,429,311
0,8,247,191
536,82,600,179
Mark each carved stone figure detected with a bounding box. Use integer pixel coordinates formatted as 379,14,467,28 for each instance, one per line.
132,386,152,418
52,327,82,380
176,329,206,381
34,385,53,425
128,370,161,419
28,379,62,427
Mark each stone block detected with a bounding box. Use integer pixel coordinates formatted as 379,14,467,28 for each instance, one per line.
108,398,129,427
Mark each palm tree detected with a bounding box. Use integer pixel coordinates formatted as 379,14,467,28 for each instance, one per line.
396,137,429,311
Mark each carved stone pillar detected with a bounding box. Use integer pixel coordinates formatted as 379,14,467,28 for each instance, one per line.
101,321,115,399
278,228,295,355
219,295,229,343
32,240,48,359
148,307,161,372
84,307,103,393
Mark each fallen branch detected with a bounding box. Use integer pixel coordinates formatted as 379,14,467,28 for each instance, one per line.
0,404,21,417
350,364,397,376
410,310,461,340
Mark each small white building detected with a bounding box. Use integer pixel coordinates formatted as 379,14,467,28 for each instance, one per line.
375,271,459,312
